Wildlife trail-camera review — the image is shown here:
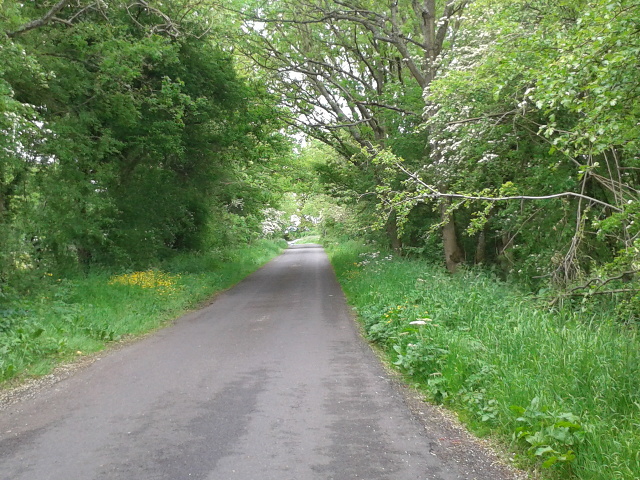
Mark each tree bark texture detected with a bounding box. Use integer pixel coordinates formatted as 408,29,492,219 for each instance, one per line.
440,201,463,273
386,209,403,253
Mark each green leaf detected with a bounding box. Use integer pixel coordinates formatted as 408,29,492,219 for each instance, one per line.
535,446,556,457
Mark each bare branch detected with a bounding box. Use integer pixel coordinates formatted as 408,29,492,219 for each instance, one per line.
356,101,419,116
408,190,621,211
446,111,518,125
51,16,75,27
393,161,623,212
562,270,639,295
68,2,106,23
322,118,373,129
7,0,70,37
132,0,181,37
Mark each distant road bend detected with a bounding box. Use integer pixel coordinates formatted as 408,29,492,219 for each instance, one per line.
0,244,520,480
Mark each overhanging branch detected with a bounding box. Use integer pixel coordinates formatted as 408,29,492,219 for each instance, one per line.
393,161,622,212
7,0,69,37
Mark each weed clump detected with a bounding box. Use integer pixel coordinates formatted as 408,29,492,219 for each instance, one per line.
108,270,182,296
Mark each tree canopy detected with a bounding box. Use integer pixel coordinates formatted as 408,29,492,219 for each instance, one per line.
2,0,640,315
1,0,289,289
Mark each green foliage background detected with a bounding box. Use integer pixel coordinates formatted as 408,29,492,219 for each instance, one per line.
1,0,290,294
2,1,640,478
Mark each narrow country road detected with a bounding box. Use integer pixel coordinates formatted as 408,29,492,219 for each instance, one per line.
0,245,520,480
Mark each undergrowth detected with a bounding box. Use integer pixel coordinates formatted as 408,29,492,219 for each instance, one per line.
0,239,286,385
326,239,640,480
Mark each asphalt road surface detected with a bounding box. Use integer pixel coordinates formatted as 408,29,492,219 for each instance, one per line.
0,245,520,480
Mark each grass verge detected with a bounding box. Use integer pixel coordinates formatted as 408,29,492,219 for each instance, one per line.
326,239,640,480
0,239,286,386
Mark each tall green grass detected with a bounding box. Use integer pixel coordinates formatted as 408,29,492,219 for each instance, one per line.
0,239,286,384
327,239,640,480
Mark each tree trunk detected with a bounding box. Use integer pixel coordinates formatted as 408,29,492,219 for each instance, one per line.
475,229,486,264
440,201,463,273
386,209,403,253
497,232,514,271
